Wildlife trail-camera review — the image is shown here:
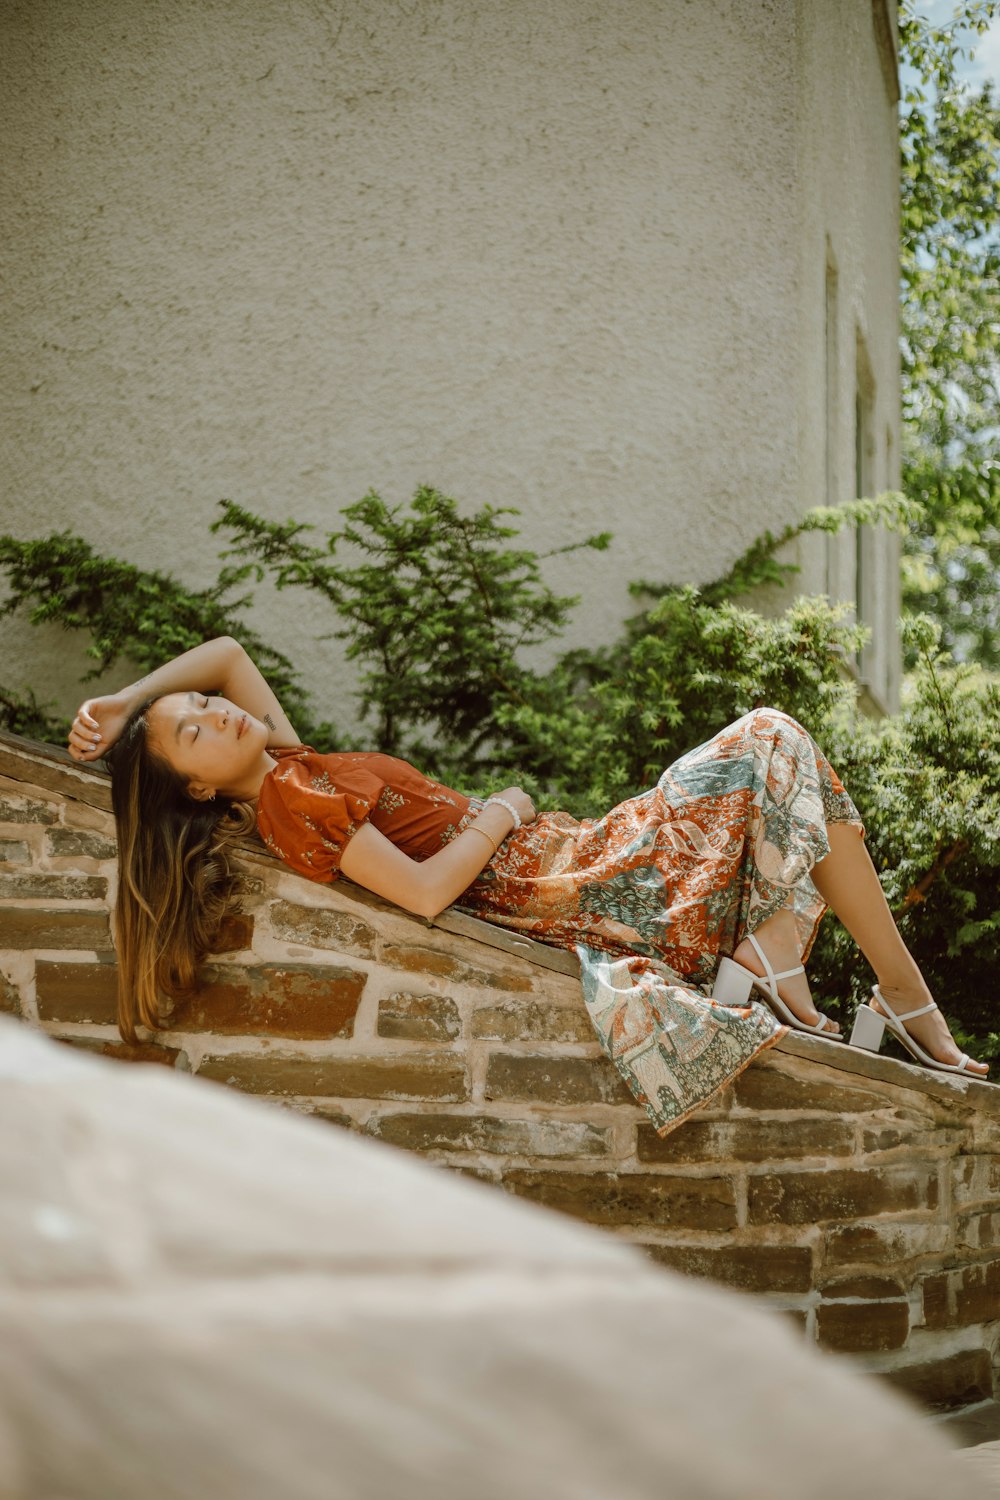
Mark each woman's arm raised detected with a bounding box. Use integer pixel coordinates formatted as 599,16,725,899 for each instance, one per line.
340,788,536,920
67,636,299,762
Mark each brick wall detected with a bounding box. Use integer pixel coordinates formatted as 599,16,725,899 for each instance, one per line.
1,729,997,1412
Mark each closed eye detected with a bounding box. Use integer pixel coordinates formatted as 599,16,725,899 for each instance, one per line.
192,694,209,738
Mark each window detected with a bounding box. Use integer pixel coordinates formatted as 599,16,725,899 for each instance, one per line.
855,340,877,687
824,254,839,598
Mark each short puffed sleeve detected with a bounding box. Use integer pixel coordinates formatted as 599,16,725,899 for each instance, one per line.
255,751,387,883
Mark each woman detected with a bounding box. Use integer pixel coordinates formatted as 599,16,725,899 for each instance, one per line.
68,636,987,1135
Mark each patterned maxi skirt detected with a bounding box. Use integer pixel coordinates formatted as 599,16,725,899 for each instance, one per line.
457,708,866,1136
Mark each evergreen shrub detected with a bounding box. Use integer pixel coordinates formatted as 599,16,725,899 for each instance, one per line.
1,490,996,1060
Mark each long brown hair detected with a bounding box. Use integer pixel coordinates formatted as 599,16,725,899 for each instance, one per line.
106,701,255,1044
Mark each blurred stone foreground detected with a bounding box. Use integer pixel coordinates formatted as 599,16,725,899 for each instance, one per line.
0,1017,982,1500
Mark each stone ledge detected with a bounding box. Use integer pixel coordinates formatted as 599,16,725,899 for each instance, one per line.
0,730,112,812
778,1032,1000,1120
7,731,992,1106
2,727,998,1411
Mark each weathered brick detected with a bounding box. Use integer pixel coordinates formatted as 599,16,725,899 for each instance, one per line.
0,840,30,865
748,1166,937,1226
957,1210,1000,1251
637,1116,854,1165
377,992,461,1042
881,1348,995,1411
44,827,117,860
53,1035,185,1068
380,943,533,992
921,1257,1000,1331
485,1053,632,1107
368,1112,614,1159
36,956,365,1037
0,794,57,825
307,1106,359,1131
0,907,113,951
174,964,365,1039
0,748,111,810
642,1243,813,1294
0,872,106,901
729,1062,886,1115
861,1121,964,1154
36,960,117,1024
269,900,378,958
502,1169,738,1231
952,1153,1000,1209
823,1218,949,1268
209,912,255,953
919,1274,948,1329
816,1299,909,1353
197,1051,468,1101
819,1274,905,1298
0,971,22,1016
470,999,594,1044
441,1162,503,1185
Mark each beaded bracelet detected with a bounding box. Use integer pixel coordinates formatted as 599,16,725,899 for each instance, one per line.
485,795,521,831
466,825,499,855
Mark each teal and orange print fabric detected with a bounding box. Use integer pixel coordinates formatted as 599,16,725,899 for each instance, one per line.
256,710,865,1136
457,709,865,1133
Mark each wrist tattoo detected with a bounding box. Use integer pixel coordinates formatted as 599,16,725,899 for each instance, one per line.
264,713,276,731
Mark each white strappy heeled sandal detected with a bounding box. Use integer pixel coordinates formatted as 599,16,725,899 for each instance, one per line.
712,931,838,1036
849,986,981,1075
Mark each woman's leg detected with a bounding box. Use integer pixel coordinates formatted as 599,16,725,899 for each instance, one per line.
732,906,840,1033
744,823,987,1073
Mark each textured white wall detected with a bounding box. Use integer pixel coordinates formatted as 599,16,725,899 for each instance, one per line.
0,0,901,734
793,0,903,710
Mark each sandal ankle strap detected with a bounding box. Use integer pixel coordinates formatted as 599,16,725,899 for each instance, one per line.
748,931,805,984
872,987,939,1024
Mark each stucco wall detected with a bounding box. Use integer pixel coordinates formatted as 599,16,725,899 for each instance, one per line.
1,0,901,728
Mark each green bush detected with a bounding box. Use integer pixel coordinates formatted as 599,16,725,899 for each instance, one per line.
808,621,1000,1061
0,531,320,742
211,488,610,777
1,489,996,1060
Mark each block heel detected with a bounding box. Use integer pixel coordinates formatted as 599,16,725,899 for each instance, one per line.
712,956,755,1005
849,987,981,1076
711,932,838,1038
849,1001,886,1052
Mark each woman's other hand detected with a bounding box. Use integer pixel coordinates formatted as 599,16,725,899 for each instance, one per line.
495,786,538,827
67,693,131,762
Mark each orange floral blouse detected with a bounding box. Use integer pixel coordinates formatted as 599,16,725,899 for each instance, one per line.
255,748,474,880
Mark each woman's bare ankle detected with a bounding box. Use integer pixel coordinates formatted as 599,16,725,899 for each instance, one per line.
733,918,840,1034
873,974,933,1013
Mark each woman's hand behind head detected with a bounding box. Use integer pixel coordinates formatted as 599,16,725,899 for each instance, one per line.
67,692,133,763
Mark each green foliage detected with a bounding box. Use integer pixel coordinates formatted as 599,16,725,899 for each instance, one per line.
493,591,865,817
0,686,69,744
0,530,317,740
899,1,1000,666
807,616,1000,1062
699,494,922,605
211,488,611,777
0,491,997,1056
488,492,912,815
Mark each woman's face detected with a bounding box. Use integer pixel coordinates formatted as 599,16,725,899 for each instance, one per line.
145,692,271,800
